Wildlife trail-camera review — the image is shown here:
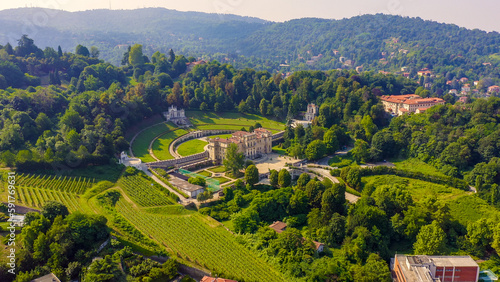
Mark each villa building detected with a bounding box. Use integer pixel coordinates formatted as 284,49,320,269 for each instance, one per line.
381,94,445,116
208,128,272,162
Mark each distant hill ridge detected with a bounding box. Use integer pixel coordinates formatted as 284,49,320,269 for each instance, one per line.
1,7,500,78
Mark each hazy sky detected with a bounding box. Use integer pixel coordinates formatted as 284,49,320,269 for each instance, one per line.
1,0,499,32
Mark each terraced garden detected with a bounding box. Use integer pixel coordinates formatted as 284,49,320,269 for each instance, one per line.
116,198,285,281
129,112,285,162
176,134,234,157
186,110,285,132
151,128,189,160
176,139,207,157
131,122,178,162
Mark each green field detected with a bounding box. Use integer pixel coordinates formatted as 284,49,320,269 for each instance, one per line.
213,177,231,184
195,124,281,134
362,175,464,202
131,122,178,162
17,186,88,213
196,170,212,177
391,158,447,178
187,110,285,131
447,195,500,226
119,174,177,207
208,166,227,173
14,173,97,213
116,198,285,281
177,139,208,156
151,129,189,160
17,173,96,194
362,175,498,226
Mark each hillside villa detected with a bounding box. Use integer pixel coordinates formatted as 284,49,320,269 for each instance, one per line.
381,94,445,116
208,128,273,162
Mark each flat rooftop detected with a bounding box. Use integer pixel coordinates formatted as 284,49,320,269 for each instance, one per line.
428,256,479,267
395,255,479,282
169,176,204,192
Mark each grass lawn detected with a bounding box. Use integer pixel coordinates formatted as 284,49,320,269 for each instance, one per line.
328,153,356,168
272,145,286,155
208,134,233,139
177,139,208,156
447,195,500,226
213,177,230,184
187,110,285,131
208,166,227,173
152,129,189,160
362,175,464,202
197,170,212,177
132,122,177,162
391,158,447,178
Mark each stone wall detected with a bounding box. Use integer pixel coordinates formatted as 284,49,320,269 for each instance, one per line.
171,129,236,150
272,131,285,140
147,151,209,168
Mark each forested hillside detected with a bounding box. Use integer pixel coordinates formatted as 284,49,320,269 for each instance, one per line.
1,8,500,80
2,35,500,280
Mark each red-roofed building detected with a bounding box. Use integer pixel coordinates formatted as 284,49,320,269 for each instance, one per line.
269,221,287,233
488,85,500,93
313,241,325,253
201,276,237,282
417,70,432,76
381,95,445,116
186,60,206,72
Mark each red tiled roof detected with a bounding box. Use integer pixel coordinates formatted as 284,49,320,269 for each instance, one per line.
254,128,271,134
269,221,287,233
381,95,444,105
404,98,444,105
489,85,500,91
399,108,408,112
313,241,324,251
201,276,238,282
418,70,432,75
381,94,420,103
232,131,252,138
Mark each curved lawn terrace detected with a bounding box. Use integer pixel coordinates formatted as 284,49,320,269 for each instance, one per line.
176,134,234,157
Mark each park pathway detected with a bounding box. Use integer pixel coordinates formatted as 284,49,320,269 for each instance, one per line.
144,170,191,204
